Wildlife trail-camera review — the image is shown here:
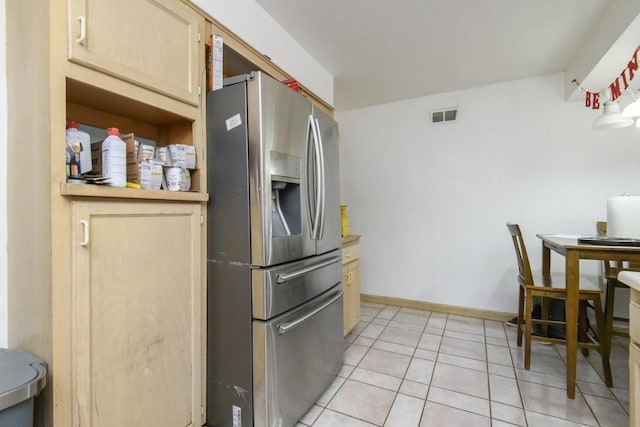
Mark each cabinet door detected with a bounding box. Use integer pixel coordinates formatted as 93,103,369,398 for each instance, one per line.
631,342,639,426
68,0,202,105
348,261,361,330
343,266,352,335
71,201,202,426
343,261,361,335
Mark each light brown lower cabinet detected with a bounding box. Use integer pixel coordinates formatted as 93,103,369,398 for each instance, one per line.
631,342,639,426
70,200,203,426
342,236,361,335
631,287,640,426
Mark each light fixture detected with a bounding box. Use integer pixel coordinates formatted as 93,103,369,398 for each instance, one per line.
623,90,640,118
592,101,634,130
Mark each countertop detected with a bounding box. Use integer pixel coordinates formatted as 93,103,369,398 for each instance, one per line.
342,235,361,246
617,271,640,292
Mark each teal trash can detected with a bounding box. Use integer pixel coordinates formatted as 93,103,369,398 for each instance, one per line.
0,349,47,427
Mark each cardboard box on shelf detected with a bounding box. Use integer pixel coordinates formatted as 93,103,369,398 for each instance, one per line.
169,144,186,168
90,141,102,174
168,144,186,168
167,144,197,169
139,143,155,162
213,35,223,91
185,145,196,169
162,166,190,192
124,133,164,189
155,146,169,165
123,133,140,183
140,161,163,190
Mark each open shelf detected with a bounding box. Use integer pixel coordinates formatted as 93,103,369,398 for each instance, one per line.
65,77,205,199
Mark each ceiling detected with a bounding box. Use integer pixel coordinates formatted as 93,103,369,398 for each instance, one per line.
254,0,631,111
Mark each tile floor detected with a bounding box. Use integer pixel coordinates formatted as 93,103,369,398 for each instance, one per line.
296,302,631,427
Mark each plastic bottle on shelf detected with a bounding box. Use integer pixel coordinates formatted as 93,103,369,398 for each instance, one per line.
67,144,80,178
66,120,91,174
65,142,73,178
102,127,127,187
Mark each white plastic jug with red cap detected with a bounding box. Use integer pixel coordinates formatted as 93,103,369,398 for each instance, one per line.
102,128,127,187
66,120,92,175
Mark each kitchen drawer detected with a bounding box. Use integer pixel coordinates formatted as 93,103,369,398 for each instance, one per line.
253,285,343,427
342,243,360,264
632,299,640,345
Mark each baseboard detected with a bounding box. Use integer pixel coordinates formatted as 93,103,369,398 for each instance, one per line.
612,325,630,337
360,294,515,322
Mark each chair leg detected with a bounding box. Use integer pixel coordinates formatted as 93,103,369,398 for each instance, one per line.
578,300,589,357
525,289,533,370
517,285,524,347
604,278,616,351
592,295,613,387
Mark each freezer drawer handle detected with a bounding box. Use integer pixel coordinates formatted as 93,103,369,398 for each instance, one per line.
276,256,342,283
278,290,343,335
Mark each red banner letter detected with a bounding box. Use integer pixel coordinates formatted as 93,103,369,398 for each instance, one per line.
610,78,622,102
621,69,630,90
593,92,600,109
627,47,639,81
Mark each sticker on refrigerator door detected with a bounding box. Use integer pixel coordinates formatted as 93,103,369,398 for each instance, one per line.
226,114,242,131
232,405,241,427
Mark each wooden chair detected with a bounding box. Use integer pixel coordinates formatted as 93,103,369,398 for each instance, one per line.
597,221,634,339
506,223,612,386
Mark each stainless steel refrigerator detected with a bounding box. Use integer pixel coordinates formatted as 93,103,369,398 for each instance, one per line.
206,71,343,427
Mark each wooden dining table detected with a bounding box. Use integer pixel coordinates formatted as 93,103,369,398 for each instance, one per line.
537,234,640,398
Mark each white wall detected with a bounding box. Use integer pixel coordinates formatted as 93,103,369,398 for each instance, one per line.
191,0,334,106
337,72,640,314
0,0,7,347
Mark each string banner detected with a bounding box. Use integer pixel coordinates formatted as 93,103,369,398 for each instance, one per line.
572,45,639,109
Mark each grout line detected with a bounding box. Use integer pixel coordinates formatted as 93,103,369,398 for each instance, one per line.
332,303,630,427
501,320,529,427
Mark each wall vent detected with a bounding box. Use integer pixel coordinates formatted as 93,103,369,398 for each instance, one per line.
431,107,458,124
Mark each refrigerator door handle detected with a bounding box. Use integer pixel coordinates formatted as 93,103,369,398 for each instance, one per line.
278,290,343,334
314,117,326,240
306,114,318,239
311,116,323,241
309,114,322,240
276,256,342,283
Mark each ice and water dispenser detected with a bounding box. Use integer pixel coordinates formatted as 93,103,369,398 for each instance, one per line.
270,151,301,237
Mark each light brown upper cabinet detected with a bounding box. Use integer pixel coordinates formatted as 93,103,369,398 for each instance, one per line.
68,0,203,106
